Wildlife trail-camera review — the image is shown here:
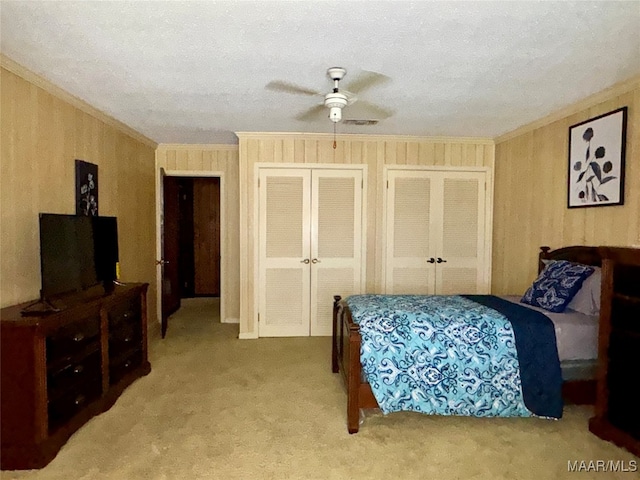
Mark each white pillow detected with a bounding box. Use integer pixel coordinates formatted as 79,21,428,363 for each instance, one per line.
567,266,601,316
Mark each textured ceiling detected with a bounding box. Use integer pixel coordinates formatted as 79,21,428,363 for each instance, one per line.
1,1,639,145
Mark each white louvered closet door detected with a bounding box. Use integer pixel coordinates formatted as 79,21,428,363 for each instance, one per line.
385,171,437,294
385,169,488,295
435,171,487,294
258,170,311,337
310,170,363,336
259,168,364,337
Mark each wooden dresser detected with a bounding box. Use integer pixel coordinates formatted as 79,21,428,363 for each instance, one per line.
1,283,151,470
589,247,640,457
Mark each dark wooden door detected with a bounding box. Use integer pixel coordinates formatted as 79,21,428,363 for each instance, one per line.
193,178,221,296
161,175,181,338
178,180,195,297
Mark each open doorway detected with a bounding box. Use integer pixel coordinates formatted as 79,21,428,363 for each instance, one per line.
177,177,221,298
159,173,222,338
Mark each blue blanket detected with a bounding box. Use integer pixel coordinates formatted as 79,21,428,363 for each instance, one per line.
346,294,562,419
462,295,563,418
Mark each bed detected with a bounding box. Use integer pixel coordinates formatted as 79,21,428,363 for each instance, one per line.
331,245,602,433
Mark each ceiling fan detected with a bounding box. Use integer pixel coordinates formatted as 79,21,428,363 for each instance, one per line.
265,67,393,123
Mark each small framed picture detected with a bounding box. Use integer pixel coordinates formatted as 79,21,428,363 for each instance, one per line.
75,159,99,216
568,107,627,208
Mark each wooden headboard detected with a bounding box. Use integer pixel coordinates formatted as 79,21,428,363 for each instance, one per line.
538,245,603,274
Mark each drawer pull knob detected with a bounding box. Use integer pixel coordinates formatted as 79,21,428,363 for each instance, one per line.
73,333,85,342
74,394,86,406
124,360,132,368
73,365,84,374
123,312,130,319
124,336,133,343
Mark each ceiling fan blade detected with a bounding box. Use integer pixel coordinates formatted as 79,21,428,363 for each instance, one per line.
265,80,321,96
340,90,358,105
295,104,326,122
347,100,394,120
344,70,391,94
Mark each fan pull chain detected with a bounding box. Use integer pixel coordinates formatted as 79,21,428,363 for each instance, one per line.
333,123,337,149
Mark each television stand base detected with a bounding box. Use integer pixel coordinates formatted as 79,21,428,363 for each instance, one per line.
20,299,60,317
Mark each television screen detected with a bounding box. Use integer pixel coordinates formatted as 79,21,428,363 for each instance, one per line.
39,213,99,298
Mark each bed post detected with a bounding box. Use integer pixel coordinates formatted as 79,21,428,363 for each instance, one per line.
332,296,341,374
347,316,361,434
539,246,551,273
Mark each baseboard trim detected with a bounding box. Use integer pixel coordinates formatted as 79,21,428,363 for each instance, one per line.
238,332,258,340
223,317,240,324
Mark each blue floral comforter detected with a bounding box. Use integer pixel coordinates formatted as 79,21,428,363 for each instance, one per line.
346,294,562,419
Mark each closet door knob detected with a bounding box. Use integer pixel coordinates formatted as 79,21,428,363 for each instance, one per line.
300,259,310,264
436,257,447,263
427,258,436,264
311,258,321,264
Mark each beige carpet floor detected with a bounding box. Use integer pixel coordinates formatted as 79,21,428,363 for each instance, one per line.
2,297,637,480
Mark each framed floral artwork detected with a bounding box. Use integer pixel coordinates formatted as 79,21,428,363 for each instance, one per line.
568,107,627,208
75,159,99,216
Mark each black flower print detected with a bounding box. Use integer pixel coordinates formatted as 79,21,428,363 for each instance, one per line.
574,128,616,203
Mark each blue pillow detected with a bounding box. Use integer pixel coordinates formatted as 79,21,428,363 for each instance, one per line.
521,260,595,313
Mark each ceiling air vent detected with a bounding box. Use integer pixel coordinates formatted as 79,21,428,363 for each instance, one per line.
342,119,379,126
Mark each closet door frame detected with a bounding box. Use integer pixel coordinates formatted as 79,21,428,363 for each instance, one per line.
382,165,493,295
254,163,368,337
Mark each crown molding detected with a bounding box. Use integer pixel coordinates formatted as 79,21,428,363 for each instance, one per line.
495,75,640,144
235,131,494,145
1,54,157,148
156,143,239,151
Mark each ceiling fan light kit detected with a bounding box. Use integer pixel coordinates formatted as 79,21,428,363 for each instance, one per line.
324,92,348,122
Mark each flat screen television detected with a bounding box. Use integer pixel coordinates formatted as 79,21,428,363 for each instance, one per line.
39,213,99,300
38,213,120,304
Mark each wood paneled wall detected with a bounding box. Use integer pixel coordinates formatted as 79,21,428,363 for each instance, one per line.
155,145,240,322
237,133,495,337
493,78,640,295
0,64,157,321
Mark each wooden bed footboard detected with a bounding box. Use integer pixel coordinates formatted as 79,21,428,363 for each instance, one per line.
332,296,377,433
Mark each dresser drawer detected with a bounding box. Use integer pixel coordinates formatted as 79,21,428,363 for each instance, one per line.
46,314,101,364
109,320,142,353
47,349,102,401
109,349,143,386
48,376,102,434
108,296,141,328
